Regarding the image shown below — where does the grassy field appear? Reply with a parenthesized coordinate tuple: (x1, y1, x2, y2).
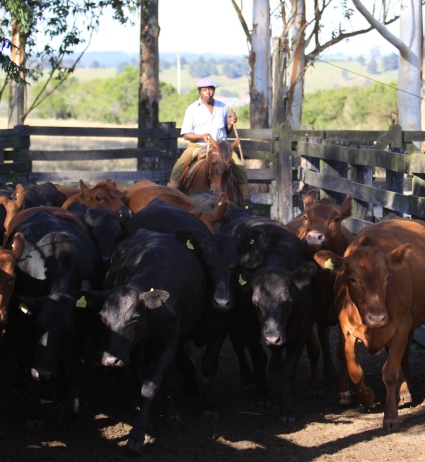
(67, 57, 397, 102)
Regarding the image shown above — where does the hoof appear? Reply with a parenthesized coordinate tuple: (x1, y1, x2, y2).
(126, 434, 155, 454)
(165, 414, 181, 423)
(279, 415, 295, 426)
(383, 417, 400, 432)
(339, 390, 353, 405)
(256, 396, 273, 410)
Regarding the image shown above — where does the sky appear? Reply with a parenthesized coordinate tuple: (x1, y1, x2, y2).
(79, 0, 403, 58)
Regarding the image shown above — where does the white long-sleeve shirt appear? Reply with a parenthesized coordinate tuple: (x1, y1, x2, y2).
(180, 98, 229, 145)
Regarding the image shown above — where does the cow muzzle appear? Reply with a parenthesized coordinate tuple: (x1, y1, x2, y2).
(102, 352, 126, 367)
(363, 311, 389, 328)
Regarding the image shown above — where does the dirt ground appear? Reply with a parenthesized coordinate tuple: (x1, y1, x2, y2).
(1, 326, 425, 462)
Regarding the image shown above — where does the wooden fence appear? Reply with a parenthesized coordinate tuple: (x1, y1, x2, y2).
(2, 122, 425, 228)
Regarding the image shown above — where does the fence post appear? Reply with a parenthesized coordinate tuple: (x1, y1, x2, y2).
(277, 122, 294, 224)
(157, 122, 177, 185)
(383, 124, 403, 217)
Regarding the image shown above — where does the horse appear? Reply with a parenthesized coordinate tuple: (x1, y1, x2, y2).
(177, 138, 243, 204)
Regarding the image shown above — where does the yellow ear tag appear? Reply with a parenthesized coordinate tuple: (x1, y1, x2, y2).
(186, 240, 195, 250)
(239, 274, 247, 286)
(217, 201, 222, 206)
(245, 205, 248, 210)
(76, 296, 87, 308)
(19, 303, 30, 315)
(250, 239, 254, 245)
(324, 258, 334, 270)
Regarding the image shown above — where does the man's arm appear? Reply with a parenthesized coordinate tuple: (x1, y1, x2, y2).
(225, 111, 238, 135)
(183, 133, 211, 143)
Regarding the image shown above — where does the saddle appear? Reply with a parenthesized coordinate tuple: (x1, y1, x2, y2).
(178, 146, 210, 191)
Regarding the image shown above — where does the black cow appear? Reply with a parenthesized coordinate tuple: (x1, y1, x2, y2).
(77, 227, 207, 452)
(5, 208, 103, 428)
(11, 182, 68, 209)
(67, 202, 131, 264)
(188, 190, 253, 231)
(222, 215, 317, 424)
(123, 198, 241, 417)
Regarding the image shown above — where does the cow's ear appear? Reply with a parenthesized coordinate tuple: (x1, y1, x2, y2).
(141, 289, 170, 309)
(340, 193, 353, 220)
(79, 179, 89, 197)
(238, 228, 266, 253)
(303, 189, 317, 209)
(11, 232, 25, 260)
(314, 250, 342, 272)
(387, 244, 413, 270)
(292, 264, 316, 290)
(174, 229, 202, 255)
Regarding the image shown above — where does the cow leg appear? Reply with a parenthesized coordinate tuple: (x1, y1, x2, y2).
(229, 320, 254, 388)
(160, 367, 181, 423)
(306, 324, 322, 397)
(27, 380, 44, 429)
(127, 343, 176, 453)
(344, 333, 375, 408)
(397, 332, 413, 407)
(317, 324, 337, 381)
(200, 334, 228, 419)
(381, 331, 410, 431)
(175, 340, 199, 397)
(245, 337, 270, 407)
(337, 324, 353, 405)
(278, 335, 307, 425)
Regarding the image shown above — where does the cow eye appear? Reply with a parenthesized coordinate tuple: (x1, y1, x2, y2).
(349, 277, 357, 285)
(96, 195, 103, 202)
(334, 217, 340, 223)
(303, 214, 307, 221)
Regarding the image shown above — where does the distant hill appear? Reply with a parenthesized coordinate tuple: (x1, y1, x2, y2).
(72, 51, 248, 68)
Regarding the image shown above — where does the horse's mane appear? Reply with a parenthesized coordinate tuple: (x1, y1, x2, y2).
(216, 140, 233, 162)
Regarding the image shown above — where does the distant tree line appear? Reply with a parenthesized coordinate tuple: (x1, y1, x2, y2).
(160, 56, 249, 79)
(29, 64, 399, 132)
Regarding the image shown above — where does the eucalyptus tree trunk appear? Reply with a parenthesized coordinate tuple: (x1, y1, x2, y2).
(353, 0, 422, 131)
(286, 0, 305, 130)
(250, 0, 270, 129)
(138, 0, 160, 149)
(8, 19, 26, 127)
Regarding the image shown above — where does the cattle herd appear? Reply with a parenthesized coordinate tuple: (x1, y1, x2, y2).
(0, 177, 424, 454)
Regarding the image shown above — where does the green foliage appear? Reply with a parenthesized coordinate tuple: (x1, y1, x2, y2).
(188, 57, 218, 78)
(367, 59, 378, 74)
(302, 82, 399, 130)
(382, 53, 398, 71)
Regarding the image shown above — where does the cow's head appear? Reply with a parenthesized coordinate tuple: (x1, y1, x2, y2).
(0, 233, 25, 325)
(10, 292, 78, 382)
(299, 191, 352, 253)
(62, 179, 129, 213)
(176, 229, 239, 313)
(315, 243, 412, 327)
(244, 262, 316, 346)
(75, 287, 169, 367)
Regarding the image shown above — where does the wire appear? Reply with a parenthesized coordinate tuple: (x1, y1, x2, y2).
(314, 57, 424, 101)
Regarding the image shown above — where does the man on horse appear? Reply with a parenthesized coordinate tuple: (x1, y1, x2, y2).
(168, 78, 250, 202)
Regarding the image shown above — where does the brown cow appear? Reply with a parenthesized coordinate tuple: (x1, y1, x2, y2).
(0, 184, 25, 231)
(0, 232, 25, 324)
(285, 190, 354, 384)
(62, 179, 128, 212)
(123, 179, 229, 233)
(314, 218, 425, 431)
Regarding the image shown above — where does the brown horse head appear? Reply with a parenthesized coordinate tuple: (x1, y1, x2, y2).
(206, 139, 233, 196)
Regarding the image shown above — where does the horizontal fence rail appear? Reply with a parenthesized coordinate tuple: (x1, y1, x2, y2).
(2, 122, 425, 227)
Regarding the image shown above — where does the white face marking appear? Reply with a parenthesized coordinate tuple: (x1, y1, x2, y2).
(39, 331, 49, 347)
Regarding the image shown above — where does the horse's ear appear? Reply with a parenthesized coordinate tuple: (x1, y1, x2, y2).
(210, 137, 218, 150)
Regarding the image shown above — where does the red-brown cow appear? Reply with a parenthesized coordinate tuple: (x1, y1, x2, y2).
(314, 218, 425, 431)
(285, 190, 354, 384)
(0, 233, 25, 324)
(123, 179, 229, 233)
(62, 179, 128, 212)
